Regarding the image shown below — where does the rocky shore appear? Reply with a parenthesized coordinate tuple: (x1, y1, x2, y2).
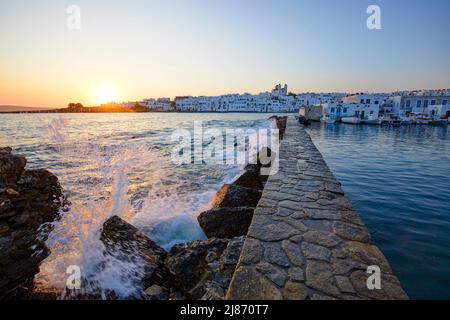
(94, 115, 287, 300)
(0, 147, 66, 299)
(0, 116, 287, 300)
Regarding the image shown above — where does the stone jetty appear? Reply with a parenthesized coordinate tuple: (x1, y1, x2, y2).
(226, 117, 408, 300)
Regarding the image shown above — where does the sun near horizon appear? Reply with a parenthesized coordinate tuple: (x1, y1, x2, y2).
(94, 85, 120, 106)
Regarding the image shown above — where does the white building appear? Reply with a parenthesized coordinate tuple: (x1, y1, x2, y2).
(296, 93, 345, 107)
(401, 91, 450, 116)
(139, 98, 173, 111)
(174, 84, 296, 112)
(322, 102, 380, 120)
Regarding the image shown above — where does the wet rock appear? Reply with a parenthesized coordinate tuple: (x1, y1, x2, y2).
(100, 216, 172, 294)
(0, 147, 26, 185)
(210, 184, 261, 209)
(232, 168, 265, 190)
(165, 236, 244, 300)
(0, 147, 64, 299)
(166, 238, 229, 299)
(268, 116, 288, 138)
(219, 236, 245, 279)
(197, 207, 254, 238)
(333, 221, 371, 243)
(201, 281, 224, 300)
(144, 285, 168, 300)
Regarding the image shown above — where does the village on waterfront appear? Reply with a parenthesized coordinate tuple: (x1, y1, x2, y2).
(5, 84, 450, 127)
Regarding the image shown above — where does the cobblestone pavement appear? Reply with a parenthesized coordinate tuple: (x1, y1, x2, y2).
(226, 117, 408, 300)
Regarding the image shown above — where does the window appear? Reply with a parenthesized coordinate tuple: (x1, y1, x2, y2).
(375, 100, 379, 104)
(370, 111, 374, 114)
(431, 100, 436, 106)
(330, 107, 335, 113)
(443, 100, 448, 106)
(366, 99, 371, 104)
(416, 100, 422, 108)
(360, 99, 364, 103)
(406, 100, 411, 107)
(424, 100, 429, 108)
(343, 107, 348, 113)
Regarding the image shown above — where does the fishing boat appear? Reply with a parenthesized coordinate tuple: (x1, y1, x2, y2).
(320, 115, 336, 124)
(415, 114, 432, 125)
(391, 115, 402, 126)
(401, 116, 413, 125)
(380, 114, 401, 126)
(341, 116, 360, 124)
(362, 115, 381, 125)
(429, 118, 449, 126)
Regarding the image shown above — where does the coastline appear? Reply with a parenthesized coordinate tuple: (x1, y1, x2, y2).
(0, 116, 288, 300)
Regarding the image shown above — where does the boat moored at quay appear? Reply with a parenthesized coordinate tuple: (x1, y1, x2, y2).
(305, 92, 450, 127)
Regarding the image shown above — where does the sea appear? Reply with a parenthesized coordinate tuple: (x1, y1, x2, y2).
(1, 113, 449, 299)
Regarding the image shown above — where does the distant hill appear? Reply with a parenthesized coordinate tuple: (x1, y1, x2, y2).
(0, 105, 58, 112)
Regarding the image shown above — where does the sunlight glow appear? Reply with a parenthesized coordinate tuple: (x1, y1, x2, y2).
(95, 85, 119, 105)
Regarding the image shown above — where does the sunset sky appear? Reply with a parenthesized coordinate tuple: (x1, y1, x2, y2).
(1, 0, 449, 108)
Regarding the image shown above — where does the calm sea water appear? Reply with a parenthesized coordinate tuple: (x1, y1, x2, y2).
(1, 113, 449, 298)
(307, 122, 450, 300)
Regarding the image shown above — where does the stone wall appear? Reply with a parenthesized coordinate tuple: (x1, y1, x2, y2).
(226, 117, 408, 300)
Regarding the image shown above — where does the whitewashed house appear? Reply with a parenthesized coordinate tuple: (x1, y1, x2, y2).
(322, 102, 380, 120)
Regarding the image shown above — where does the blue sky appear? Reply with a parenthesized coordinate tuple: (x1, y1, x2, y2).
(0, 0, 449, 107)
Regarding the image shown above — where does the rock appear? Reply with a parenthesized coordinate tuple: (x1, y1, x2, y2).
(0, 147, 64, 299)
(349, 270, 408, 300)
(303, 230, 341, 248)
(281, 240, 305, 266)
(197, 207, 254, 238)
(283, 281, 307, 300)
(298, 116, 311, 126)
(226, 265, 283, 300)
(232, 169, 265, 190)
(288, 267, 305, 282)
(100, 216, 172, 294)
(250, 217, 301, 242)
(219, 236, 244, 279)
(0, 147, 26, 186)
(301, 242, 332, 262)
(333, 221, 371, 243)
(5, 188, 19, 197)
(268, 116, 288, 139)
(164, 236, 244, 300)
(166, 238, 229, 299)
(263, 242, 290, 267)
(335, 275, 356, 294)
(305, 260, 340, 296)
(201, 281, 224, 300)
(255, 261, 288, 287)
(210, 184, 261, 209)
(144, 285, 168, 300)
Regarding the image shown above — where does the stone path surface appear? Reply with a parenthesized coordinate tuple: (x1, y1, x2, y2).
(226, 117, 408, 300)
